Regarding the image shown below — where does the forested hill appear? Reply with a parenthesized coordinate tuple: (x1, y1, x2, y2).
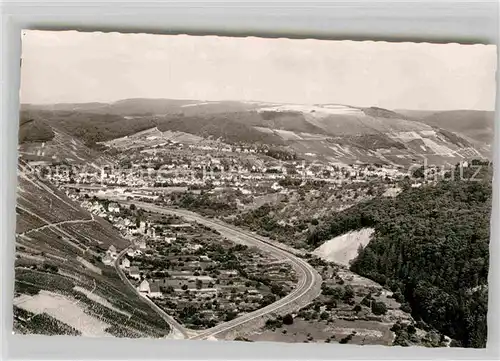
(307, 161, 492, 347)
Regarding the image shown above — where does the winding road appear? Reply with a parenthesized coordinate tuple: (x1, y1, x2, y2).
(113, 200, 322, 340)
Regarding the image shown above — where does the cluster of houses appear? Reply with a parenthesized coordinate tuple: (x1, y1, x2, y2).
(29, 137, 415, 196)
(76, 198, 165, 241)
(76, 199, 121, 219)
(188, 143, 258, 154)
(137, 279, 163, 299)
(114, 239, 164, 299)
(63, 186, 301, 327)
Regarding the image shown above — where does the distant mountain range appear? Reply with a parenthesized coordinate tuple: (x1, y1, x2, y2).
(19, 99, 494, 167)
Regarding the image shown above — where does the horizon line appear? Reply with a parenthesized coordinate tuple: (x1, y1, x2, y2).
(19, 97, 496, 113)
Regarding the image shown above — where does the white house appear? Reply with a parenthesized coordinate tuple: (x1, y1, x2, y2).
(164, 236, 176, 244)
(138, 279, 150, 294)
(221, 270, 238, 276)
(120, 257, 130, 269)
(189, 244, 203, 251)
(108, 202, 120, 213)
(102, 253, 114, 266)
(149, 282, 162, 299)
(147, 227, 156, 238)
(271, 182, 283, 191)
(107, 245, 117, 258)
(137, 238, 147, 250)
(130, 249, 143, 257)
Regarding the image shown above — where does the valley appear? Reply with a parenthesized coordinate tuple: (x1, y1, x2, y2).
(14, 98, 493, 347)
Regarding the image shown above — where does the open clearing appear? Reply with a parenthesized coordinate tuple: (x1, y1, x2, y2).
(13, 290, 112, 337)
(312, 228, 374, 266)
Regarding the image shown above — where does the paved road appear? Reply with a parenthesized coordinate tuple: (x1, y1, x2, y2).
(116, 200, 322, 340)
(113, 245, 190, 339)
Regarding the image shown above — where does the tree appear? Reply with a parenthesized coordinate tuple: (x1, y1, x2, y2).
(343, 285, 355, 301)
(271, 284, 286, 297)
(400, 302, 412, 313)
(371, 301, 388, 315)
(313, 303, 321, 312)
(265, 317, 283, 329)
(282, 314, 294, 325)
(361, 294, 373, 307)
(260, 294, 276, 307)
(392, 290, 404, 303)
(339, 334, 353, 344)
(234, 336, 253, 342)
(412, 166, 425, 179)
(390, 322, 402, 332)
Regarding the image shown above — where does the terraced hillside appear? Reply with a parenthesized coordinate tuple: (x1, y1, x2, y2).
(244, 104, 488, 166)
(14, 162, 171, 338)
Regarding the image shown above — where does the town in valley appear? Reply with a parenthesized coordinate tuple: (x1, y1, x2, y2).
(13, 31, 494, 348)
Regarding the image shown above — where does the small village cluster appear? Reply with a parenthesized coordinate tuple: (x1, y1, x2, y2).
(68, 194, 297, 329)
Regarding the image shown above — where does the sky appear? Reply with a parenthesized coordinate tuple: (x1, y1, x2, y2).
(20, 30, 497, 111)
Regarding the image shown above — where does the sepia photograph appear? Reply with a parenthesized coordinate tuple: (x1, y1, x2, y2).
(14, 30, 495, 348)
